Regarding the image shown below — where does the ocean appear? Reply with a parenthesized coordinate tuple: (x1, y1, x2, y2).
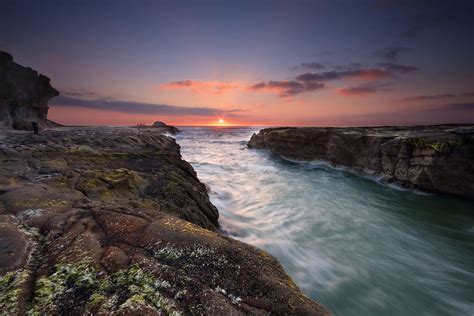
(174, 126, 474, 315)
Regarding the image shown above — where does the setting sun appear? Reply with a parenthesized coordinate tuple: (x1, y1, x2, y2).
(218, 118, 224, 124)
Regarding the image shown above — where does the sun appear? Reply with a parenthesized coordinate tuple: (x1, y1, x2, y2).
(209, 117, 237, 126)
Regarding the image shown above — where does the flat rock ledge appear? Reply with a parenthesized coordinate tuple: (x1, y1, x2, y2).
(0, 127, 330, 315)
(248, 125, 474, 199)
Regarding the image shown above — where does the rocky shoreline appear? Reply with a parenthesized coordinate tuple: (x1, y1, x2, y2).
(248, 126, 474, 199)
(0, 127, 330, 315)
(0, 51, 330, 315)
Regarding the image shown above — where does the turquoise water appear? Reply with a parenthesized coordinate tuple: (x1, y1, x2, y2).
(175, 126, 474, 315)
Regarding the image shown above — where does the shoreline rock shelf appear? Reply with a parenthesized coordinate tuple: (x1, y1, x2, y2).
(0, 127, 330, 315)
(248, 126, 474, 199)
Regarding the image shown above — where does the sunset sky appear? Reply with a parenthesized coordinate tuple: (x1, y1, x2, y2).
(2, 0, 473, 126)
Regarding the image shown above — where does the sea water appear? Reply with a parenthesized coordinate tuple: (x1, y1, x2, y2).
(174, 126, 474, 315)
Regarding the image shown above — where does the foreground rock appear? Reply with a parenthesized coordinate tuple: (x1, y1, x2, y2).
(0, 127, 329, 315)
(248, 125, 474, 199)
(0, 51, 59, 130)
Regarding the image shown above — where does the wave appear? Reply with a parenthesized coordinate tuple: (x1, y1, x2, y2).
(176, 126, 474, 316)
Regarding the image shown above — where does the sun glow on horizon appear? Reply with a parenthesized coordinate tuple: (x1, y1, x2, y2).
(203, 117, 242, 127)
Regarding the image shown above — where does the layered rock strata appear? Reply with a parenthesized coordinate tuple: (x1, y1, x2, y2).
(248, 126, 474, 199)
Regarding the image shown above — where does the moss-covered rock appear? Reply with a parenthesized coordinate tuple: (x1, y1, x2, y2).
(29, 262, 179, 315)
(0, 127, 330, 315)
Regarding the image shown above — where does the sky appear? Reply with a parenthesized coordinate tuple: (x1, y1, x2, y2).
(1, 0, 473, 126)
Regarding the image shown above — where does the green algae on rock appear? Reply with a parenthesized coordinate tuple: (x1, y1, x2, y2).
(29, 262, 178, 315)
(0, 127, 330, 315)
(248, 125, 474, 199)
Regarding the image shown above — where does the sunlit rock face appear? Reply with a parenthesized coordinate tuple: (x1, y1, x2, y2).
(0, 51, 59, 130)
(248, 126, 474, 199)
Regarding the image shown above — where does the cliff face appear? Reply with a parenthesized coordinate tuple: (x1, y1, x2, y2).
(0, 51, 59, 130)
(248, 125, 474, 199)
(0, 127, 329, 315)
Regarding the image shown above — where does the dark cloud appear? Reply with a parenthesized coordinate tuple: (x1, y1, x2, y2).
(402, 91, 474, 102)
(296, 64, 417, 83)
(252, 62, 417, 97)
(165, 80, 193, 87)
(424, 102, 474, 112)
(402, 94, 455, 102)
(62, 89, 113, 101)
(250, 80, 324, 97)
(337, 82, 390, 96)
(376, 46, 410, 62)
(379, 62, 418, 73)
(296, 68, 394, 82)
(50, 95, 241, 117)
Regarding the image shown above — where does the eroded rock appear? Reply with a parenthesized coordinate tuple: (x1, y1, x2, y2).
(0, 51, 59, 130)
(0, 127, 330, 315)
(248, 125, 474, 199)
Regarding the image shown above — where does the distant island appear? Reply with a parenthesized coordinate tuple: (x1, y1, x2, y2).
(132, 121, 180, 135)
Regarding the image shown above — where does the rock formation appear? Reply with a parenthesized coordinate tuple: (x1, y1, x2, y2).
(151, 121, 180, 134)
(0, 127, 330, 315)
(152, 121, 167, 127)
(0, 51, 59, 130)
(248, 125, 474, 199)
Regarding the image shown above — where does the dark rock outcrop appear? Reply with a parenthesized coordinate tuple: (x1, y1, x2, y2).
(248, 125, 474, 199)
(0, 127, 329, 315)
(134, 121, 180, 135)
(0, 51, 59, 130)
(152, 121, 167, 127)
(151, 121, 180, 134)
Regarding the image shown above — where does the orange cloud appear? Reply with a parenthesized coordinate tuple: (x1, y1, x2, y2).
(160, 80, 238, 94)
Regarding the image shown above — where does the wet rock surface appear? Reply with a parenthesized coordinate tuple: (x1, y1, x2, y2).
(0, 127, 329, 315)
(248, 125, 474, 199)
(0, 51, 59, 130)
